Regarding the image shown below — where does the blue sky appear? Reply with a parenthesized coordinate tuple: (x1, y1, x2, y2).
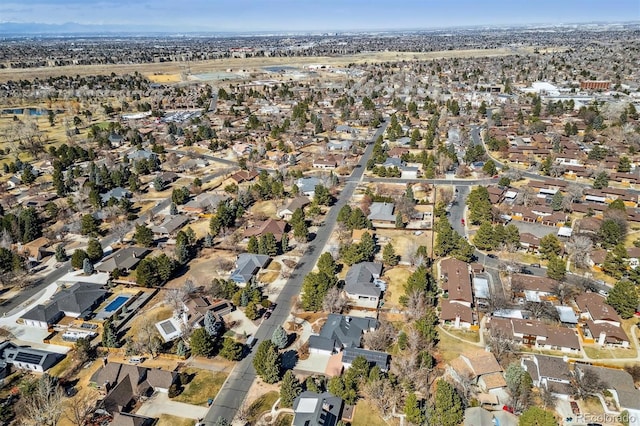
(1, 0, 638, 31)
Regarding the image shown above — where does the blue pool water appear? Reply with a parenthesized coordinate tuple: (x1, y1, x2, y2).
(104, 296, 129, 312)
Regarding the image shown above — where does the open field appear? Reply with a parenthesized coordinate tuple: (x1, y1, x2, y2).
(147, 73, 183, 83)
(0, 47, 545, 82)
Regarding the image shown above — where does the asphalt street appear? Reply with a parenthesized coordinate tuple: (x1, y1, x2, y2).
(202, 121, 390, 424)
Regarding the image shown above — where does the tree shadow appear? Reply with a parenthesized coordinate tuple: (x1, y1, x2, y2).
(281, 349, 298, 370)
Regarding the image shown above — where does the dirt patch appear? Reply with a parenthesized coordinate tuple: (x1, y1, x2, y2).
(249, 200, 279, 219)
(147, 73, 183, 84)
(375, 228, 432, 261)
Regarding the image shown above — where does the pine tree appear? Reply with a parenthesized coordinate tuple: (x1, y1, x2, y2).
(263, 233, 278, 256)
(82, 258, 94, 275)
(382, 243, 399, 266)
(245, 301, 260, 320)
(358, 232, 376, 261)
(204, 233, 214, 248)
(607, 280, 639, 319)
(169, 202, 178, 215)
(134, 224, 154, 247)
(247, 236, 259, 253)
(404, 393, 425, 425)
(473, 222, 496, 251)
(176, 340, 188, 357)
(546, 254, 566, 281)
(317, 252, 338, 276)
(551, 191, 564, 211)
(204, 311, 222, 336)
(55, 244, 67, 262)
(102, 319, 119, 348)
(253, 341, 281, 384)
(539, 234, 562, 260)
(189, 328, 217, 357)
(280, 370, 302, 408)
(219, 338, 243, 361)
(271, 326, 288, 349)
(86, 238, 103, 262)
(431, 380, 464, 426)
(281, 234, 289, 253)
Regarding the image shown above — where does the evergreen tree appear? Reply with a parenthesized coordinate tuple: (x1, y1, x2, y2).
(404, 393, 425, 425)
(607, 280, 639, 319)
(80, 214, 99, 236)
(593, 171, 609, 189)
(176, 340, 188, 357)
(280, 370, 302, 408)
(136, 258, 161, 287)
(314, 185, 332, 206)
(204, 311, 222, 336)
(271, 326, 288, 349)
(482, 160, 497, 176)
(134, 224, 154, 247)
(473, 222, 496, 251)
(546, 254, 566, 281)
(301, 272, 335, 311)
(539, 234, 562, 260)
(102, 319, 119, 348)
(245, 301, 260, 320)
(431, 380, 464, 426)
(169, 202, 178, 215)
(518, 407, 558, 426)
(395, 213, 405, 229)
(219, 338, 243, 361)
(263, 233, 279, 256)
(317, 252, 338, 276)
(247, 236, 259, 253)
(358, 232, 376, 261)
(86, 238, 103, 262)
(599, 219, 626, 249)
(190, 328, 217, 357)
(382, 243, 400, 266)
(253, 340, 281, 384)
(204, 233, 214, 248)
(71, 249, 89, 269)
(54, 244, 67, 262)
(281, 234, 289, 253)
(82, 258, 94, 275)
(551, 191, 564, 211)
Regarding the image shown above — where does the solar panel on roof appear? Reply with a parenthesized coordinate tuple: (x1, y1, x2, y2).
(14, 352, 44, 364)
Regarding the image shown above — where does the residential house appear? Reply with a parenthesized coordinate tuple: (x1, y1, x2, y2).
(343, 262, 383, 309)
(0, 341, 63, 374)
(519, 233, 540, 251)
(449, 351, 507, 397)
(110, 413, 155, 426)
(327, 140, 353, 151)
(308, 314, 377, 355)
(293, 391, 344, 426)
(151, 215, 189, 237)
(95, 247, 151, 274)
(296, 177, 322, 198)
(90, 361, 177, 416)
(510, 274, 556, 302)
(341, 347, 390, 372)
(21, 282, 108, 328)
(488, 317, 580, 353)
(463, 408, 518, 426)
(6, 175, 21, 189)
(149, 171, 178, 190)
(101, 187, 132, 204)
(108, 133, 124, 147)
(182, 192, 229, 215)
(277, 196, 310, 220)
(439, 258, 475, 328)
(15, 236, 51, 262)
(156, 295, 233, 342)
(313, 154, 341, 169)
(229, 170, 259, 185)
(441, 300, 475, 329)
(521, 354, 572, 398)
(229, 253, 271, 286)
(367, 202, 396, 227)
(127, 149, 157, 162)
(243, 218, 288, 242)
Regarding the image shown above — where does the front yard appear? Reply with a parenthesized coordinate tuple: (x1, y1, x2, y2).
(173, 367, 228, 406)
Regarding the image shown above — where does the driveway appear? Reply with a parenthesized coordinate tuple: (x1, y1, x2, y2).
(136, 391, 208, 420)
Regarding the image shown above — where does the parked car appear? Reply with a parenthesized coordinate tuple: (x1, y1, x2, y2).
(531, 263, 541, 268)
(246, 335, 257, 347)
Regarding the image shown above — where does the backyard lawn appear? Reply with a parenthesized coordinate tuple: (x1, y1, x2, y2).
(383, 266, 412, 308)
(157, 414, 195, 426)
(173, 368, 228, 406)
(246, 391, 279, 424)
(351, 400, 389, 426)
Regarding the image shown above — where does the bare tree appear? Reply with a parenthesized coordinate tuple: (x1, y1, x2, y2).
(362, 379, 402, 418)
(570, 367, 604, 400)
(540, 386, 557, 410)
(405, 290, 428, 320)
(112, 221, 130, 244)
(486, 328, 519, 364)
(516, 186, 536, 207)
(0, 229, 12, 249)
(19, 374, 65, 426)
(322, 287, 348, 314)
(165, 288, 186, 313)
(565, 235, 593, 270)
(65, 389, 98, 426)
(135, 318, 163, 357)
(363, 321, 396, 351)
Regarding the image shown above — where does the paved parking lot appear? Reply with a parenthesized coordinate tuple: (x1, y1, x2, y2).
(511, 220, 558, 238)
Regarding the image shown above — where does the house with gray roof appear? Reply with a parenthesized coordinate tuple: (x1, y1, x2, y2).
(95, 247, 150, 273)
(151, 215, 189, 237)
(344, 262, 383, 309)
(127, 149, 157, 162)
(327, 140, 353, 151)
(293, 391, 344, 426)
(296, 177, 322, 198)
(367, 202, 396, 226)
(309, 314, 377, 355)
(0, 341, 63, 374)
(21, 282, 108, 328)
(229, 253, 271, 286)
(101, 187, 132, 204)
(341, 347, 390, 372)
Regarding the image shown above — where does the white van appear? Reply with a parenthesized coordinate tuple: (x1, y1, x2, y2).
(129, 356, 144, 364)
(246, 335, 257, 348)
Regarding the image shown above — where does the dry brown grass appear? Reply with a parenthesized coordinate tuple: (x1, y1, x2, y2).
(383, 266, 412, 308)
(146, 73, 183, 83)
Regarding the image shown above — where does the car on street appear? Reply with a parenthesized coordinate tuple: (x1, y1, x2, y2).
(263, 311, 271, 319)
(530, 263, 541, 268)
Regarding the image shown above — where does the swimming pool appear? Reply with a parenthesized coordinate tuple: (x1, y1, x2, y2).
(104, 296, 129, 312)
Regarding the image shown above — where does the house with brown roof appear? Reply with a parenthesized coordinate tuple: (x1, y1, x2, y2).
(487, 317, 579, 353)
(440, 300, 474, 329)
(229, 170, 259, 184)
(15, 236, 51, 262)
(510, 274, 557, 302)
(449, 351, 506, 396)
(243, 218, 288, 242)
(575, 293, 629, 347)
(519, 233, 540, 251)
(439, 258, 473, 306)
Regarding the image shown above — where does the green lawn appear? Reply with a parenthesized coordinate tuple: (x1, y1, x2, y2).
(351, 400, 388, 426)
(173, 368, 227, 406)
(157, 414, 195, 426)
(247, 391, 279, 424)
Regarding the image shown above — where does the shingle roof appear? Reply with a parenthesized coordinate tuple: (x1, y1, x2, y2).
(95, 247, 150, 272)
(367, 202, 396, 222)
(230, 253, 271, 283)
(317, 314, 377, 349)
(344, 262, 383, 298)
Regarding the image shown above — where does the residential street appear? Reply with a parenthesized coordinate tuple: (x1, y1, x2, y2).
(202, 121, 389, 425)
